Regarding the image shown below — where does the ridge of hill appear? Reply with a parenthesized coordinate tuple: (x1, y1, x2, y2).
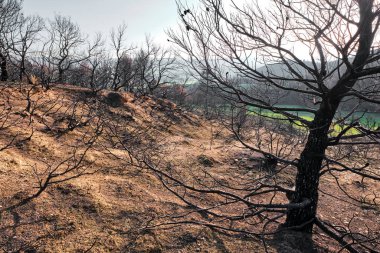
(0, 83, 266, 252)
(0, 83, 379, 252)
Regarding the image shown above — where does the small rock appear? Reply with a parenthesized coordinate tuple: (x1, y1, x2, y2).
(197, 155, 214, 167)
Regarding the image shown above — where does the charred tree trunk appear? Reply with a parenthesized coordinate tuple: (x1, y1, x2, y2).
(19, 62, 31, 83)
(19, 65, 24, 81)
(284, 0, 374, 233)
(285, 101, 338, 232)
(0, 52, 8, 81)
(58, 68, 64, 83)
(89, 68, 96, 90)
(19, 55, 28, 82)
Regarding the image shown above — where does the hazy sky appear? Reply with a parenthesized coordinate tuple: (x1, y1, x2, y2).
(22, 0, 310, 58)
(23, 0, 199, 45)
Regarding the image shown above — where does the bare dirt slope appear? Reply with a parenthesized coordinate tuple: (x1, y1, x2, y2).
(0, 83, 379, 252)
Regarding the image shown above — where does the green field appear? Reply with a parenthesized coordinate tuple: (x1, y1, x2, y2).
(248, 105, 380, 136)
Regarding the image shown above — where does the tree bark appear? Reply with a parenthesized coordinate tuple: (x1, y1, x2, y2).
(284, 0, 374, 233)
(285, 100, 338, 232)
(0, 52, 8, 81)
(19, 54, 27, 82)
(58, 68, 64, 83)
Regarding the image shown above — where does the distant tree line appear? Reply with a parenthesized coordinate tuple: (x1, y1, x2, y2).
(3, 0, 379, 116)
(0, 0, 177, 96)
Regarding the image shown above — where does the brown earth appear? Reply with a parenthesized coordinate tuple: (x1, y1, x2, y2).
(0, 83, 379, 252)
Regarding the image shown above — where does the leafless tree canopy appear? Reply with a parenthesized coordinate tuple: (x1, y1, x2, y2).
(135, 0, 380, 251)
(0, 0, 379, 251)
(7, 15, 44, 82)
(0, 0, 22, 81)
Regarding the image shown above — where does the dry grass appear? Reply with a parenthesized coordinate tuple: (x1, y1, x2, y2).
(0, 83, 378, 252)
